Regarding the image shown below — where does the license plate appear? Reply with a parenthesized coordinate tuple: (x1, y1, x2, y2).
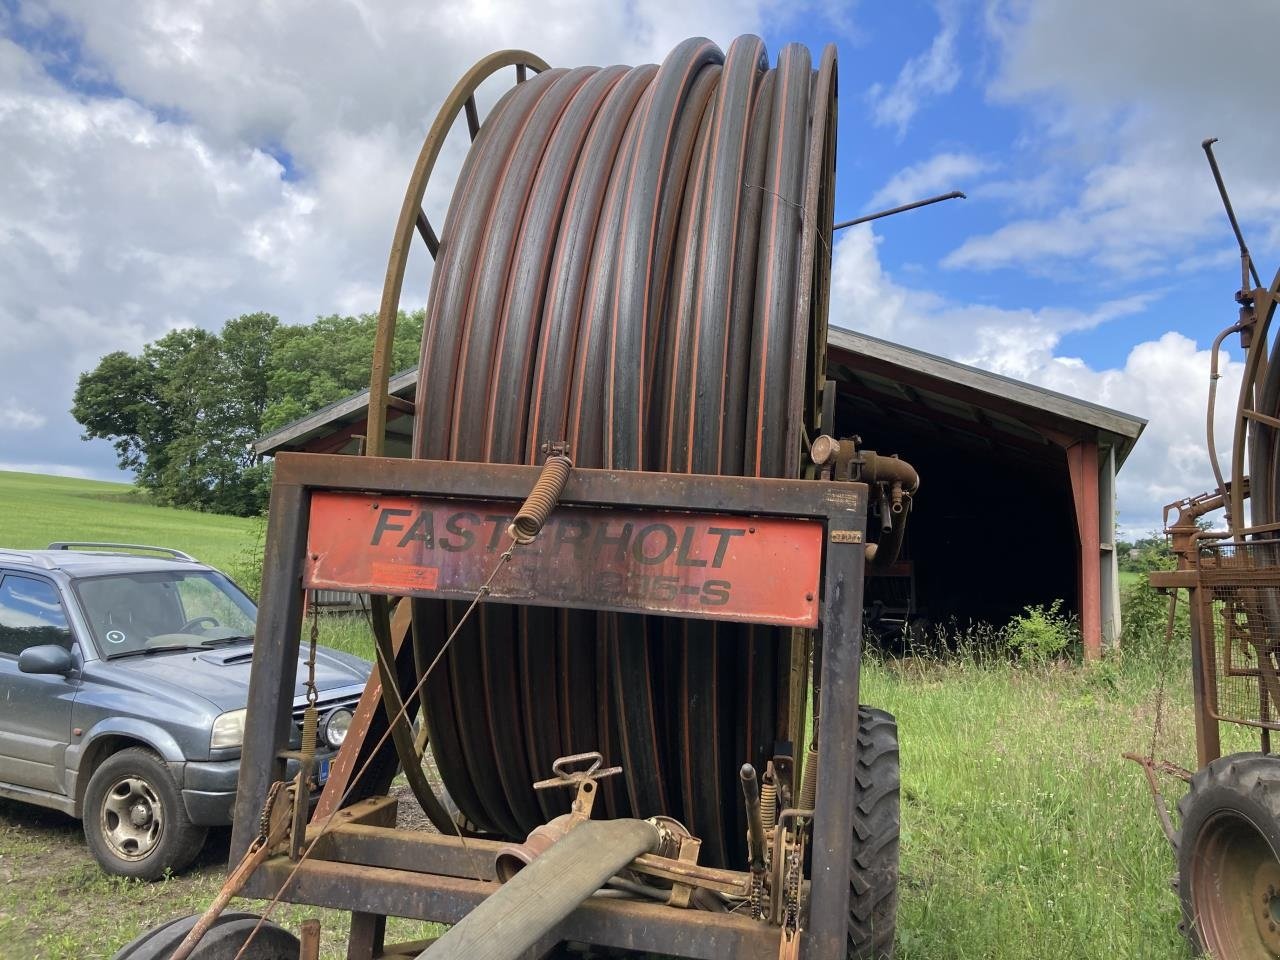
(318, 758, 330, 785)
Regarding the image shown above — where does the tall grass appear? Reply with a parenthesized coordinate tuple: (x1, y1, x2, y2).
(863, 656, 1193, 958)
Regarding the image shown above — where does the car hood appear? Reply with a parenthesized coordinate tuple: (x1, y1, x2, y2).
(105, 644, 370, 713)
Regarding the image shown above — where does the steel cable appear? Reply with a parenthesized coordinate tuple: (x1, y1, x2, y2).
(408, 35, 836, 867)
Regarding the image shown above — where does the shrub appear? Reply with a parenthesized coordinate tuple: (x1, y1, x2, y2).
(1119, 575, 1190, 668)
(1001, 600, 1079, 663)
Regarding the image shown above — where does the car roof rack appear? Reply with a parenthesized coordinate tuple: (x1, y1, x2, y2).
(46, 542, 198, 562)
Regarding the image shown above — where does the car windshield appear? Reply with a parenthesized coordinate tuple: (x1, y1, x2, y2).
(73, 570, 257, 658)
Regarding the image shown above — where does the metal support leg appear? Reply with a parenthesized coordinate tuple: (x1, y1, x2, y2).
(805, 529, 866, 957)
(231, 481, 310, 864)
(347, 912, 387, 960)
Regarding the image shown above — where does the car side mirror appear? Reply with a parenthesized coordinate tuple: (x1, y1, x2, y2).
(18, 644, 73, 676)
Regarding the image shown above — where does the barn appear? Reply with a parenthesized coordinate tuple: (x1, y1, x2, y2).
(254, 327, 1145, 658)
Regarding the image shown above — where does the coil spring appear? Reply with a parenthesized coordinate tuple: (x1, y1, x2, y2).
(301, 704, 318, 758)
(760, 775, 777, 831)
(797, 746, 819, 810)
(509, 454, 573, 543)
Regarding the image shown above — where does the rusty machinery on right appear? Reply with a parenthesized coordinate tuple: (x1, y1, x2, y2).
(1131, 139, 1280, 959)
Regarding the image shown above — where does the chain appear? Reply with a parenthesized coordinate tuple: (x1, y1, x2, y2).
(749, 870, 765, 921)
(306, 595, 320, 708)
(299, 594, 321, 763)
(782, 831, 803, 934)
(256, 780, 283, 844)
(1150, 672, 1168, 760)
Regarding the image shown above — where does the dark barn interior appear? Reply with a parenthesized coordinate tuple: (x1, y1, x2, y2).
(825, 328, 1143, 655)
(831, 369, 1079, 635)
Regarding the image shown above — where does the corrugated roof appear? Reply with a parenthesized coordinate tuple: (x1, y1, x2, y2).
(826, 327, 1145, 441)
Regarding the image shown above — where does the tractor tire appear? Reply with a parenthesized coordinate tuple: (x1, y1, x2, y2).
(848, 706, 900, 960)
(1176, 752, 1280, 958)
(110, 913, 299, 959)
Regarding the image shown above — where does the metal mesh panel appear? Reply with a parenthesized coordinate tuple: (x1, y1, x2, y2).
(1197, 540, 1280, 728)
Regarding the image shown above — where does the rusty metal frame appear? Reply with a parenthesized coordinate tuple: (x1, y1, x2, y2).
(233, 451, 868, 960)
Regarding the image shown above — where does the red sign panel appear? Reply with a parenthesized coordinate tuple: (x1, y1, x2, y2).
(304, 491, 823, 627)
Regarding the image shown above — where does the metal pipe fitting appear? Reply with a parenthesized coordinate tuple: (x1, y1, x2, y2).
(493, 814, 574, 882)
(858, 451, 920, 494)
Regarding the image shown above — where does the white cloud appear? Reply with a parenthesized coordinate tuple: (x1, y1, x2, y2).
(35, 0, 782, 170)
(3, 2, 793, 475)
(831, 225, 1148, 379)
(869, 151, 991, 209)
(866, 8, 959, 136)
(0, 36, 317, 473)
(0, 401, 46, 431)
(829, 225, 1237, 533)
(956, 0, 1280, 275)
(1033, 334, 1242, 537)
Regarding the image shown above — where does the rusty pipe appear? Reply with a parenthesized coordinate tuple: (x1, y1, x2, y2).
(858, 450, 919, 494)
(423, 819, 661, 960)
(870, 494, 911, 571)
(1207, 321, 1245, 523)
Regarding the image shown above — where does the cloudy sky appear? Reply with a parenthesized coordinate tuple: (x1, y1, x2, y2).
(1, 0, 1276, 535)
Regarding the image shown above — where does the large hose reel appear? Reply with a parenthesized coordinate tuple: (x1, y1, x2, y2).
(369, 35, 839, 869)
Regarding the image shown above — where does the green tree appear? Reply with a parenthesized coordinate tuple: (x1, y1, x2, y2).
(73, 315, 279, 516)
(262, 311, 424, 432)
(72, 310, 425, 516)
(70, 350, 162, 478)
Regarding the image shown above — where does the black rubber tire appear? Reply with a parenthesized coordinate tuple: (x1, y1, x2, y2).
(847, 706, 900, 960)
(111, 913, 298, 960)
(1176, 752, 1280, 958)
(83, 746, 207, 880)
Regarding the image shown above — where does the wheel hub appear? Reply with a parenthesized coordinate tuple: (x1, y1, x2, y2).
(129, 801, 152, 828)
(1252, 861, 1280, 952)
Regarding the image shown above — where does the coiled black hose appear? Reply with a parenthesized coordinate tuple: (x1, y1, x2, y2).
(408, 35, 837, 868)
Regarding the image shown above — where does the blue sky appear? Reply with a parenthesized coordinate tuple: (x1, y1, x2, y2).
(0, 0, 1276, 535)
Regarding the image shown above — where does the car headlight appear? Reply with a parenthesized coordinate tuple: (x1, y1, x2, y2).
(321, 707, 354, 750)
(211, 709, 247, 750)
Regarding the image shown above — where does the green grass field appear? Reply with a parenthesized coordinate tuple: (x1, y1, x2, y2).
(0, 470, 1214, 958)
(864, 657, 1214, 959)
(0, 470, 257, 572)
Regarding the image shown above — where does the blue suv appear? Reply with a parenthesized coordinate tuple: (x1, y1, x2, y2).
(0, 543, 370, 879)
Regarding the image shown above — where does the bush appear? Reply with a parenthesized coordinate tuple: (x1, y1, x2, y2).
(1119, 576, 1190, 668)
(1001, 600, 1079, 663)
